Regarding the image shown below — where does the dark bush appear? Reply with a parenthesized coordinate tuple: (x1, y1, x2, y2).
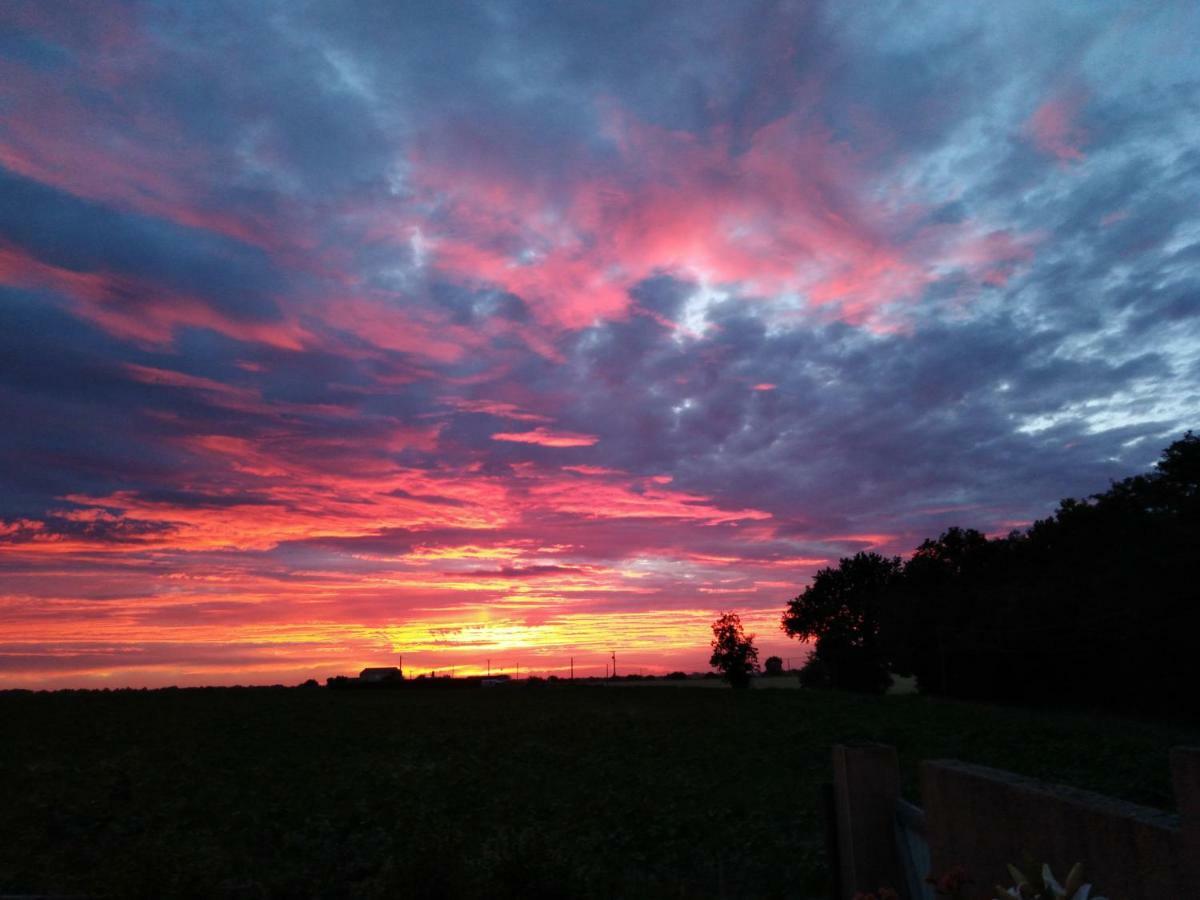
(796, 654, 829, 689)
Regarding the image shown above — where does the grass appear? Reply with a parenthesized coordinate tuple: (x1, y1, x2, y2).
(1, 684, 1196, 899)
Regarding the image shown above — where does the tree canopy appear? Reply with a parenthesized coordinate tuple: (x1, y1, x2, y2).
(709, 612, 759, 689)
(779, 432, 1200, 714)
(781, 552, 901, 692)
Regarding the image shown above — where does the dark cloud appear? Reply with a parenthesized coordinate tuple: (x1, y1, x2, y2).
(386, 489, 476, 508)
(0, 514, 174, 545)
(455, 565, 584, 579)
(0, 170, 287, 323)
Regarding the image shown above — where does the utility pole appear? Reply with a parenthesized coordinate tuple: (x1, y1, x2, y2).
(570, 657, 574, 681)
(515, 661, 519, 680)
(487, 659, 490, 677)
(610, 650, 616, 679)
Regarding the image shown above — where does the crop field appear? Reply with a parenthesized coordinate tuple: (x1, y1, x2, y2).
(2, 684, 1196, 899)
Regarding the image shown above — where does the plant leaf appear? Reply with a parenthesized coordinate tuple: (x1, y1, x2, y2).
(1063, 862, 1084, 897)
(1008, 864, 1029, 886)
(1042, 863, 1064, 894)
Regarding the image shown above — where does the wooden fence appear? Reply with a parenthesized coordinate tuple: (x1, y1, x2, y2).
(826, 742, 1200, 900)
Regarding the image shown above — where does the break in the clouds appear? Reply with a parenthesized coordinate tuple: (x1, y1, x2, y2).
(2, 1, 1198, 686)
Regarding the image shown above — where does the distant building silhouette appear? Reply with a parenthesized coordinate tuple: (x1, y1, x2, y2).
(359, 666, 402, 683)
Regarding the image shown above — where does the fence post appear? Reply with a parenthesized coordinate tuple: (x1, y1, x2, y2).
(1171, 747, 1200, 891)
(832, 742, 903, 898)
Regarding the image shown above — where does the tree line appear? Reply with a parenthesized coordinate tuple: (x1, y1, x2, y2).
(779, 432, 1199, 714)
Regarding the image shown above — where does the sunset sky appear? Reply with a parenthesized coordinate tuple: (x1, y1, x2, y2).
(2, 2, 1199, 687)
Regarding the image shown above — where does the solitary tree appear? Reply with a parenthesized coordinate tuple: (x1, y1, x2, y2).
(709, 612, 760, 689)
(763, 656, 784, 677)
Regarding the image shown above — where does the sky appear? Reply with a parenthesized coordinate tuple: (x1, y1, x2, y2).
(2, 1, 1199, 688)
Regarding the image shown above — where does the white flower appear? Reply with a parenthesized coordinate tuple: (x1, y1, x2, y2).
(996, 864, 1106, 900)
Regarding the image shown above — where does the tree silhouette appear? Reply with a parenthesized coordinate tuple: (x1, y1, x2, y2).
(709, 612, 760, 689)
(763, 655, 784, 677)
(780, 552, 902, 693)
(786, 432, 1200, 713)
(890, 527, 1002, 696)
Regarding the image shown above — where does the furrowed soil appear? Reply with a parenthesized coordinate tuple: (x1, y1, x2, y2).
(2, 684, 1195, 899)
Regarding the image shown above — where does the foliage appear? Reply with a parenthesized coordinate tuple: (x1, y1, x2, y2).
(763, 656, 784, 677)
(1, 687, 1194, 899)
(815, 641, 893, 693)
(709, 612, 760, 688)
(781, 552, 902, 693)
(782, 433, 1200, 713)
(796, 652, 830, 689)
(889, 527, 1008, 697)
(914, 433, 1200, 710)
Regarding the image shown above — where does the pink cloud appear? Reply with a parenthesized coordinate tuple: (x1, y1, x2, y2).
(404, 102, 1036, 331)
(1027, 89, 1089, 162)
(0, 10, 321, 260)
(314, 293, 475, 363)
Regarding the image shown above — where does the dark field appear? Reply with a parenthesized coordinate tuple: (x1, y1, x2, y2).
(2, 685, 1196, 899)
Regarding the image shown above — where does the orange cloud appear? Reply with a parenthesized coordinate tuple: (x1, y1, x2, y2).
(441, 398, 552, 422)
(492, 427, 599, 447)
